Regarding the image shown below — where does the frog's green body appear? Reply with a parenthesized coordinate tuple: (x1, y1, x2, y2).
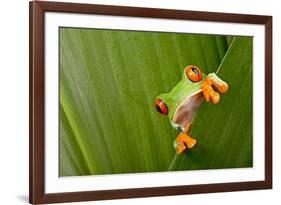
(155, 65, 228, 154)
(157, 70, 207, 130)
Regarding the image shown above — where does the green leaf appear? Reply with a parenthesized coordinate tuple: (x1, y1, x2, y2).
(59, 28, 230, 176)
(168, 36, 253, 171)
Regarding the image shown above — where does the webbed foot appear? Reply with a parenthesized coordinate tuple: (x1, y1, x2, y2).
(202, 73, 229, 104)
(173, 133, 197, 154)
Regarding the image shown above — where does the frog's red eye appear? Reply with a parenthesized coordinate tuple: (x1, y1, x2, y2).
(155, 99, 168, 115)
(186, 65, 203, 82)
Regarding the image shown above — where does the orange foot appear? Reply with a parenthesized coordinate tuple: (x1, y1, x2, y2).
(173, 133, 197, 154)
(202, 73, 229, 104)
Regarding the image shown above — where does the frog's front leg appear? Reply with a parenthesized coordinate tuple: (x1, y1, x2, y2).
(173, 123, 197, 154)
(202, 73, 229, 104)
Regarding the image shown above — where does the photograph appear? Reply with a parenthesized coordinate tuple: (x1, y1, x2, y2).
(0, 0, 276, 204)
(28, 1, 272, 203)
(59, 27, 253, 176)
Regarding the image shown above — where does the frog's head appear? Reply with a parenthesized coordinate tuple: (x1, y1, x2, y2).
(155, 65, 206, 131)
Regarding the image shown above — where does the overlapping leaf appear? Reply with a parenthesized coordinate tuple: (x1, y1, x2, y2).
(168, 37, 253, 171)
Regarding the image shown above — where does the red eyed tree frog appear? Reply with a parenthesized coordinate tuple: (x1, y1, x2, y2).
(155, 65, 229, 154)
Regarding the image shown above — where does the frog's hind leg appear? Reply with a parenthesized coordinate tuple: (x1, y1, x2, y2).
(173, 133, 197, 154)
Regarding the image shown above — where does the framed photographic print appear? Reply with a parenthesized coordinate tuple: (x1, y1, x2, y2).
(29, 1, 272, 204)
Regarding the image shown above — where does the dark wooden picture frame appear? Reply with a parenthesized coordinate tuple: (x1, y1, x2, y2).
(29, 1, 272, 204)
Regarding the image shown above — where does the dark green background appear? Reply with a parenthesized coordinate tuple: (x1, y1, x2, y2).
(59, 28, 253, 176)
